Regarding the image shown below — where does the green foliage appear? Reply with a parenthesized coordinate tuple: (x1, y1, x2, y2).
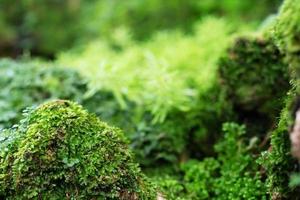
(59, 17, 236, 165)
(0, 59, 85, 129)
(154, 123, 266, 200)
(130, 112, 188, 165)
(181, 158, 219, 199)
(219, 36, 289, 135)
(182, 123, 266, 200)
(0, 100, 156, 199)
(150, 175, 185, 200)
(60, 17, 233, 121)
(84, 92, 189, 166)
(0, 58, 216, 166)
(82, 90, 132, 132)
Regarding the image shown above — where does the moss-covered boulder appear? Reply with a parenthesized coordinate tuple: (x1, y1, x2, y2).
(219, 36, 290, 135)
(0, 100, 156, 199)
(259, 91, 300, 199)
(258, 0, 300, 198)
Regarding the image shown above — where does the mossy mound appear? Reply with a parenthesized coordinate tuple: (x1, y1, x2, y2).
(219, 36, 290, 134)
(0, 100, 156, 199)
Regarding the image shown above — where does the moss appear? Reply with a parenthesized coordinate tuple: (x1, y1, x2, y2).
(257, 0, 300, 198)
(273, 0, 300, 78)
(218, 36, 289, 135)
(0, 100, 156, 199)
(258, 88, 300, 199)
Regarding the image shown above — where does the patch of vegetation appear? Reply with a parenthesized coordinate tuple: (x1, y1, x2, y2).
(154, 123, 266, 199)
(182, 123, 266, 200)
(59, 17, 236, 165)
(0, 100, 156, 199)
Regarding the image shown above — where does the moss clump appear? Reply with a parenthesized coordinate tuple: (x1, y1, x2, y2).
(0, 100, 156, 199)
(219, 36, 289, 135)
(273, 0, 300, 78)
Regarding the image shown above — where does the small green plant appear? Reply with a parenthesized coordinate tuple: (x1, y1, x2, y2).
(0, 100, 156, 199)
(181, 158, 219, 199)
(184, 123, 266, 199)
(156, 123, 266, 200)
(151, 175, 186, 200)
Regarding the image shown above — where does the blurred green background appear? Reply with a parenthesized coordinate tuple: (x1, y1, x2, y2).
(0, 0, 281, 59)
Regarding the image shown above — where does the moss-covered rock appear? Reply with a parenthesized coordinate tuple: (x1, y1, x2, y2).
(0, 100, 156, 199)
(258, 89, 300, 199)
(219, 36, 289, 135)
(258, 0, 300, 198)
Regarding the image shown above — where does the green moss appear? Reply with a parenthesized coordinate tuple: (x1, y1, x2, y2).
(273, 0, 300, 77)
(0, 100, 156, 199)
(258, 88, 300, 199)
(219, 36, 289, 135)
(257, 0, 300, 198)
